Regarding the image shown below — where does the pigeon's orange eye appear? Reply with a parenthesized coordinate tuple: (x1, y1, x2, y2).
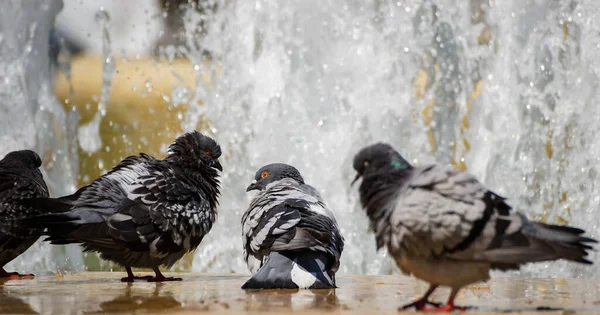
(204, 149, 212, 156)
(261, 171, 269, 179)
(363, 161, 369, 167)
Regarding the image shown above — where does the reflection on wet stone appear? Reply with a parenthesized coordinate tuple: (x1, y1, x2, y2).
(244, 288, 340, 311)
(92, 283, 182, 314)
(0, 273, 597, 314)
(0, 281, 37, 315)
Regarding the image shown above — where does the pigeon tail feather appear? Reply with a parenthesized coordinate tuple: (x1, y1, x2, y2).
(483, 219, 597, 266)
(526, 221, 597, 264)
(19, 197, 74, 214)
(241, 251, 335, 290)
(20, 212, 79, 229)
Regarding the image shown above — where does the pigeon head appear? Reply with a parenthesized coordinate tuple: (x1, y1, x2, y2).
(352, 143, 411, 185)
(0, 149, 43, 169)
(167, 131, 223, 172)
(246, 163, 304, 192)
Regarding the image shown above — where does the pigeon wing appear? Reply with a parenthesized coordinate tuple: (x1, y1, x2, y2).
(392, 164, 595, 267)
(0, 169, 49, 257)
(391, 164, 511, 259)
(269, 199, 327, 252)
(242, 197, 302, 269)
(0, 171, 48, 213)
(0, 170, 49, 236)
(291, 207, 344, 272)
(107, 169, 213, 256)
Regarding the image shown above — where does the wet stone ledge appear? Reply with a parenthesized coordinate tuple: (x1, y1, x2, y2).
(0, 272, 599, 314)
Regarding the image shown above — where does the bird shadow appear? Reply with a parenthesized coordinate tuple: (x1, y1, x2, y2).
(465, 305, 575, 313)
(83, 283, 182, 314)
(399, 304, 573, 313)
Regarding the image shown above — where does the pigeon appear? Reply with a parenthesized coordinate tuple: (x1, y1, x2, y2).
(22, 131, 222, 282)
(352, 143, 596, 312)
(241, 163, 344, 289)
(0, 150, 49, 279)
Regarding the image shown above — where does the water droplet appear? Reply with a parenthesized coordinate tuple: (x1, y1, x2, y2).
(95, 7, 110, 25)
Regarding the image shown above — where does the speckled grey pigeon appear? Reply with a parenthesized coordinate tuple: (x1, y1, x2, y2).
(352, 143, 596, 311)
(241, 163, 344, 289)
(22, 131, 222, 282)
(0, 150, 49, 279)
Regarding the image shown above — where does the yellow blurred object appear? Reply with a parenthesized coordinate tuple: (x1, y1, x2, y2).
(545, 140, 554, 159)
(420, 100, 437, 154)
(556, 215, 569, 225)
(54, 55, 214, 187)
(413, 69, 429, 100)
(477, 25, 492, 46)
(562, 20, 569, 41)
(452, 79, 484, 171)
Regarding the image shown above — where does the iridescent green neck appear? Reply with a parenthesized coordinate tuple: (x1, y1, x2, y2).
(390, 156, 411, 170)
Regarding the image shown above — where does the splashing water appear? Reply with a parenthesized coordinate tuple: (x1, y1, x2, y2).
(186, 0, 600, 278)
(0, 0, 82, 273)
(2, 0, 600, 279)
(77, 7, 114, 153)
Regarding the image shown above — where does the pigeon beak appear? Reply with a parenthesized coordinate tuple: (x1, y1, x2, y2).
(246, 180, 258, 192)
(212, 160, 223, 172)
(351, 173, 362, 186)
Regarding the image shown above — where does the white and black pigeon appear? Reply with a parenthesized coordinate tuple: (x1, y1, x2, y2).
(0, 150, 49, 279)
(352, 143, 596, 311)
(241, 163, 344, 289)
(22, 131, 222, 282)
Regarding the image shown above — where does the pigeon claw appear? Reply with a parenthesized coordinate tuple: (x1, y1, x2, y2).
(399, 305, 437, 312)
(147, 267, 182, 282)
(432, 303, 467, 312)
(120, 275, 154, 282)
(400, 300, 466, 312)
(147, 276, 182, 282)
(400, 299, 441, 311)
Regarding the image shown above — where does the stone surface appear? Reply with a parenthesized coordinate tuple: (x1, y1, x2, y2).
(0, 272, 598, 314)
